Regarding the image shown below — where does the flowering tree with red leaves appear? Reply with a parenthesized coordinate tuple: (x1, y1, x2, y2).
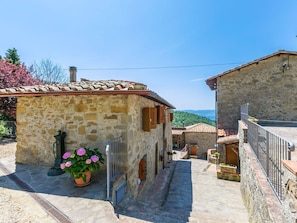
(0, 59, 43, 118)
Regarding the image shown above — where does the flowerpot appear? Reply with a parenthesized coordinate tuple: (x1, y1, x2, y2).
(74, 171, 92, 187)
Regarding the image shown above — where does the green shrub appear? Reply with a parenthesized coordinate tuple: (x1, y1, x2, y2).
(0, 113, 15, 121)
(0, 123, 7, 137)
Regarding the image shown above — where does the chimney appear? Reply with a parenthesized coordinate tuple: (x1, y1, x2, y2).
(69, 66, 77, 82)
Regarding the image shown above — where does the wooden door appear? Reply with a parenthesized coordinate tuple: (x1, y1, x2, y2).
(191, 145, 197, 156)
(155, 144, 158, 176)
(225, 144, 238, 166)
(139, 159, 146, 181)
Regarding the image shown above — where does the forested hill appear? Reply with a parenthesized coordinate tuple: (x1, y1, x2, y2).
(172, 111, 216, 127)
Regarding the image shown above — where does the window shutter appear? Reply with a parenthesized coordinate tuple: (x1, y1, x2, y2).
(157, 106, 165, 124)
(143, 107, 157, 131)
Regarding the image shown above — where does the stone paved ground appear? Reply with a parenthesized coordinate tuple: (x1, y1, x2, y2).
(0, 145, 118, 223)
(0, 138, 56, 223)
(0, 141, 249, 223)
(116, 155, 249, 223)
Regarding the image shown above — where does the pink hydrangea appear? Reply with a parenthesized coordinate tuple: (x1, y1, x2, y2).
(65, 161, 72, 167)
(62, 152, 72, 159)
(91, 155, 99, 162)
(86, 159, 91, 164)
(77, 148, 86, 156)
(60, 163, 66, 169)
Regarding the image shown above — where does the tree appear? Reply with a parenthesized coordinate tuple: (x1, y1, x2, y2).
(32, 58, 68, 83)
(172, 111, 216, 127)
(0, 59, 42, 118)
(4, 48, 21, 65)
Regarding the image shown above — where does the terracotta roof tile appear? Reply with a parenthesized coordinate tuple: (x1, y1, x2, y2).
(185, 123, 216, 133)
(218, 129, 226, 137)
(172, 123, 216, 134)
(206, 50, 297, 90)
(0, 79, 176, 109)
(217, 135, 239, 144)
(0, 80, 148, 95)
(218, 129, 238, 137)
(172, 129, 184, 135)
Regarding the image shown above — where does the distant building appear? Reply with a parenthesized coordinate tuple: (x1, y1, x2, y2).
(172, 123, 216, 159)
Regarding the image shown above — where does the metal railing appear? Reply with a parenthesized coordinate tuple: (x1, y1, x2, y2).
(105, 136, 123, 200)
(240, 103, 249, 123)
(240, 104, 295, 201)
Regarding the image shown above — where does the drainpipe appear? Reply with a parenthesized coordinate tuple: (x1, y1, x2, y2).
(69, 66, 77, 82)
(106, 142, 110, 200)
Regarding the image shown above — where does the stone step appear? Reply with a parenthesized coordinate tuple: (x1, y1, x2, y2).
(117, 201, 190, 223)
(117, 195, 237, 223)
(187, 211, 238, 223)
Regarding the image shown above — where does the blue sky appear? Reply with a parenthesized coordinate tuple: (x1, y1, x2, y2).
(1, 1, 297, 110)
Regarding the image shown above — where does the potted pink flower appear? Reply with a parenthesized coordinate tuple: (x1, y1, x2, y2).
(60, 147, 104, 186)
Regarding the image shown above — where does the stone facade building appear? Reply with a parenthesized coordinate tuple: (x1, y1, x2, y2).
(172, 123, 216, 159)
(0, 78, 175, 199)
(207, 51, 297, 221)
(206, 50, 297, 132)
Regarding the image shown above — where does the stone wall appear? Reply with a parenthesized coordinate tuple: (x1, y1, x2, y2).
(217, 54, 297, 130)
(126, 95, 173, 198)
(16, 94, 172, 198)
(281, 160, 297, 222)
(184, 132, 216, 159)
(238, 121, 283, 223)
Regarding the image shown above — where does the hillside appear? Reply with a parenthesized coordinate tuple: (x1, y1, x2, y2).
(172, 111, 216, 127)
(181, 109, 215, 121)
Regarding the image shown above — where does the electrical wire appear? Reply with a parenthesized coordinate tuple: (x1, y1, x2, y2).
(70, 62, 244, 71)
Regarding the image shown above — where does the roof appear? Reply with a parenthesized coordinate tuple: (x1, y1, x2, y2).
(172, 129, 184, 135)
(172, 123, 216, 135)
(217, 135, 239, 144)
(206, 50, 297, 90)
(185, 123, 216, 133)
(0, 80, 175, 108)
(218, 129, 238, 137)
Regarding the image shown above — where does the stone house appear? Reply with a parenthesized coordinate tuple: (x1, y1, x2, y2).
(172, 123, 216, 159)
(206, 50, 297, 167)
(0, 74, 175, 199)
(206, 50, 297, 133)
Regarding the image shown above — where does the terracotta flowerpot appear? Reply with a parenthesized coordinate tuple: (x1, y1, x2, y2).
(74, 171, 92, 187)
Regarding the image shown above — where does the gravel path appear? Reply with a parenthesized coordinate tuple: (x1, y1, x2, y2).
(0, 138, 16, 158)
(0, 138, 56, 223)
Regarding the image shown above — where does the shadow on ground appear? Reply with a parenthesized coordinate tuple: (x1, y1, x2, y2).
(0, 159, 108, 201)
(116, 160, 193, 223)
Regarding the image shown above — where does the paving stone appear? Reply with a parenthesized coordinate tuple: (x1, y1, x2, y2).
(0, 145, 249, 223)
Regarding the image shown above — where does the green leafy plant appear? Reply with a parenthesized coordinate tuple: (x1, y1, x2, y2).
(0, 122, 6, 137)
(248, 116, 258, 123)
(220, 163, 236, 167)
(213, 152, 220, 157)
(61, 147, 104, 182)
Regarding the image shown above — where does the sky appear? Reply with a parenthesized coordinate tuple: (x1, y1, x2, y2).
(1, 1, 297, 110)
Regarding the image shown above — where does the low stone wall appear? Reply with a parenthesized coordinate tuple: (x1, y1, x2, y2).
(282, 160, 297, 222)
(238, 121, 283, 223)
